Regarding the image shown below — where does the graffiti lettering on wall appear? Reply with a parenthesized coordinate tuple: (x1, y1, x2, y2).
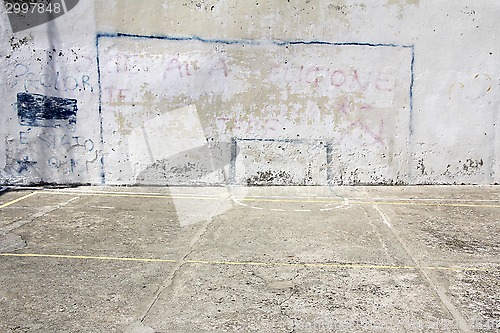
(112, 53, 229, 77)
(97, 34, 414, 183)
(16, 156, 37, 173)
(102, 56, 394, 105)
(17, 92, 78, 128)
(448, 73, 493, 101)
(101, 53, 230, 105)
(4, 52, 97, 180)
(9, 63, 94, 93)
(16, 129, 97, 176)
(267, 64, 395, 92)
(215, 94, 385, 146)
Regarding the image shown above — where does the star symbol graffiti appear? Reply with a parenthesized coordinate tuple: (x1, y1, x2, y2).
(17, 156, 37, 173)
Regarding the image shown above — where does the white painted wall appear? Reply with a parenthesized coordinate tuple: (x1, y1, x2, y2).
(1, 0, 498, 185)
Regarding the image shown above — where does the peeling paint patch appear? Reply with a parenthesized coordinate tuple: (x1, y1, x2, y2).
(462, 159, 483, 173)
(416, 158, 426, 176)
(247, 170, 292, 186)
(8, 35, 33, 51)
(0, 233, 27, 252)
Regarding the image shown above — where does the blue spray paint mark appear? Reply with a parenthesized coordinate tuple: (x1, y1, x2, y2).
(17, 92, 77, 128)
(95, 35, 106, 184)
(97, 32, 260, 46)
(96, 32, 415, 185)
(17, 156, 37, 173)
(96, 32, 413, 49)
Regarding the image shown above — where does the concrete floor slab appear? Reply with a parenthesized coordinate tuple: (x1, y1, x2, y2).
(377, 204, 499, 264)
(191, 204, 410, 266)
(9, 192, 204, 258)
(0, 256, 172, 333)
(0, 185, 498, 332)
(433, 269, 500, 332)
(0, 191, 41, 229)
(143, 264, 459, 332)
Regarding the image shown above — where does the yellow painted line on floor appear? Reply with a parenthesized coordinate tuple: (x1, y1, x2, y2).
(0, 253, 494, 272)
(0, 253, 176, 263)
(0, 192, 37, 209)
(42, 190, 221, 201)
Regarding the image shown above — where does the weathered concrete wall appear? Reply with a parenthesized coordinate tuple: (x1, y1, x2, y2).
(1, 0, 499, 185)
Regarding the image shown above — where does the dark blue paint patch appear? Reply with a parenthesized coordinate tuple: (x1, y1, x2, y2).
(17, 92, 77, 128)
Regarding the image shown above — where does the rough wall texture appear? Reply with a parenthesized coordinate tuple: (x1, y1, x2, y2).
(1, 0, 499, 185)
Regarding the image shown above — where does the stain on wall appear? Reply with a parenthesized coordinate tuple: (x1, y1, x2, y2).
(0, 0, 498, 185)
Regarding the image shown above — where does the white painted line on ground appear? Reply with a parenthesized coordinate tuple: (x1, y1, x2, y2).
(372, 204, 393, 228)
(89, 206, 115, 210)
(0, 196, 80, 234)
(226, 194, 500, 203)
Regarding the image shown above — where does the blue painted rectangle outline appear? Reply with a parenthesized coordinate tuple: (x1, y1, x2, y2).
(96, 32, 415, 185)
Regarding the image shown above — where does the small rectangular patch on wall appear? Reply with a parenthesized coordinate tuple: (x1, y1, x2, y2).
(17, 92, 78, 128)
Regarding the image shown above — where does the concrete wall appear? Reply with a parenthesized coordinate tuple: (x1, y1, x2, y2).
(1, 0, 499, 185)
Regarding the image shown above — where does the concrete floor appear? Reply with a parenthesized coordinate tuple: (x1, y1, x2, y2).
(0, 185, 498, 332)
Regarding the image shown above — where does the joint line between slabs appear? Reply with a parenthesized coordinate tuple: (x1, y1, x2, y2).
(370, 199, 473, 332)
